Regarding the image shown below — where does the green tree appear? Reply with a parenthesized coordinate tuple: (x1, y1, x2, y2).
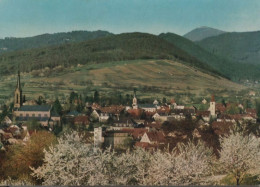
(52, 98, 62, 116)
(255, 99, 260, 119)
(162, 97, 167, 104)
(93, 90, 100, 103)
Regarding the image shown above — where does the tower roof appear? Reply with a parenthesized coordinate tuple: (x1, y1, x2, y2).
(211, 95, 215, 102)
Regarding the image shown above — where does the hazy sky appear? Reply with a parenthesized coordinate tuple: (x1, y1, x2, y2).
(0, 0, 260, 38)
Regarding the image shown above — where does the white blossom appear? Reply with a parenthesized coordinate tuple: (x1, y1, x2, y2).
(218, 131, 260, 185)
(31, 132, 215, 185)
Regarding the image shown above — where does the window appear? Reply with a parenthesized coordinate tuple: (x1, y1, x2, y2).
(26, 114, 29, 117)
(20, 114, 23, 117)
(44, 114, 48, 117)
(38, 114, 41, 117)
(32, 114, 35, 117)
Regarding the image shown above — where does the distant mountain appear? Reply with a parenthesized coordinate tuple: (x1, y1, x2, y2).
(184, 26, 226, 41)
(159, 32, 260, 81)
(0, 30, 113, 54)
(0, 32, 220, 77)
(197, 31, 260, 66)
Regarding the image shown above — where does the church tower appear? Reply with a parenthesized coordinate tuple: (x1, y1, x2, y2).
(14, 71, 23, 108)
(209, 95, 216, 116)
(132, 90, 138, 109)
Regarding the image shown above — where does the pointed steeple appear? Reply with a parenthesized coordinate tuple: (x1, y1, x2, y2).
(14, 70, 23, 108)
(132, 90, 138, 109)
(16, 70, 21, 90)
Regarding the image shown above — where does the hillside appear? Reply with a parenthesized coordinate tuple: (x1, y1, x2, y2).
(0, 30, 113, 54)
(0, 59, 245, 104)
(159, 32, 260, 81)
(197, 31, 260, 66)
(184, 26, 226, 41)
(0, 32, 220, 76)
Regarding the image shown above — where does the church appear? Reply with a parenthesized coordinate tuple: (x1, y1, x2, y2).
(12, 71, 60, 126)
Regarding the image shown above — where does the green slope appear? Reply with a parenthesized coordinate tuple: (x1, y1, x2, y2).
(159, 32, 260, 81)
(0, 30, 113, 54)
(197, 31, 260, 65)
(0, 59, 245, 104)
(0, 32, 220, 77)
(183, 26, 226, 41)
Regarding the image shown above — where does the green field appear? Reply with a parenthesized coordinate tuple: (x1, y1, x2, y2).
(0, 59, 246, 105)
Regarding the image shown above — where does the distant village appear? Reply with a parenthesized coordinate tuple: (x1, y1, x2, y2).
(0, 71, 259, 151)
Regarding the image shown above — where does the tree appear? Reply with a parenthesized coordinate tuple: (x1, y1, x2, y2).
(31, 132, 214, 186)
(145, 141, 214, 185)
(31, 132, 112, 186)
(218, 131, 260, 185)
(0, 105, 8, 122)
(69, 91, 78, 104)
(162, 97, 167, 104)
(0, 131, 56, 183)
(37, 96, 43, 105)
(255, 99, 260, 119)
(93, 90, 99, 103)
(52, 98, 62, 115)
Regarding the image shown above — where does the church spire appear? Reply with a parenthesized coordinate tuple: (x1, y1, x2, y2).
(14, 70, 23, 108)
(16, 70, 21, 90)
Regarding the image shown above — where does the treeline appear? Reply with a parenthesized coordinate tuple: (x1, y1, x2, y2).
(0, 33, 220, 77)
(0, 30, 113, 54)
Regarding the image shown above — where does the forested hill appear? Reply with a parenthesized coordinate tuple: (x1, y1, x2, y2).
(197, 31, 260, 66)
(0, 30, 113, 54)
(159, 32, 260, 81)
(0, 32, 221, 77)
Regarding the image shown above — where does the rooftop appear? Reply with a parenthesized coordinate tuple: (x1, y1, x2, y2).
(17, 105, 51, 112)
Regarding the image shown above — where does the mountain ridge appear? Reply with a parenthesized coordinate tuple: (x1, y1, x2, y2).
(184, 26, 226, 41)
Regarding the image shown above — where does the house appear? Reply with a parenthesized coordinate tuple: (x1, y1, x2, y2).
(127, 108, 144, 118)
(90, 109, 111, 123)
(2, 116, 12, 126)
(170, 98, 177, 108)
(139, 104, 157, 112)
(202, 99, 207, 104)
(144, 121, 162, 131)
(196, 111, 211, 122)
(109, 118, 135, 130)
(92, 103, 101, 110)
(140, 131, 165, 145)
(13, 105, 58, 126)
(121, 128, 148, 140)
(212, 121, 234, 136)
(103, 131, 133, 149)
(249, 91, 256, 97)
(152, 113, 175, 122)
(245, 108, 257, 118)
(94, 127, 104, 148)
(74, 116, 90, 127)
(99, 105, 125, 120)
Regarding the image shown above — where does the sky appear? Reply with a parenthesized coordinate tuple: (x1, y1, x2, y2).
(0, 0, 260, 38)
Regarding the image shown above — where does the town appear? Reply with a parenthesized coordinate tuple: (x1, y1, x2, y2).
(0, 71, 259, 152)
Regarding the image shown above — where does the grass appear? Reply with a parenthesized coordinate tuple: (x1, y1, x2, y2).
(0, 59, 246, 105)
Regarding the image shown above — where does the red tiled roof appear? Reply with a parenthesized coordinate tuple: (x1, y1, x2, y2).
(211, 95, 215, 102)
(100, 105, 125, 114)
(74, 116, 89, 124)
(146, 131, 165, 143)
(127, 109, 144, 118)
(121, 128, 148, 139)
(196, 110, 210, 117)
(135, 142, 157, 149)
(216, 103, 226, 113)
